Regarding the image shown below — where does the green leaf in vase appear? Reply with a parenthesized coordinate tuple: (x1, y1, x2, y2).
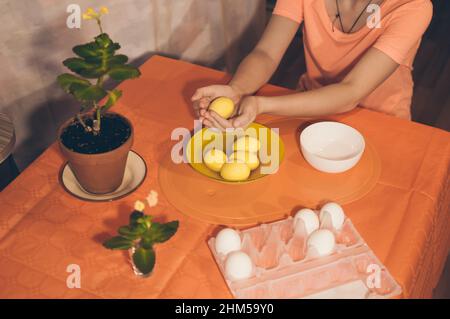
(130, 210, 144, 225)
(103, 236, 133, 250)
(133, 247, 155, 275)
(140, 237, 153, 249)
(145, 221, 179, 244)
(118, 224, 146, 240)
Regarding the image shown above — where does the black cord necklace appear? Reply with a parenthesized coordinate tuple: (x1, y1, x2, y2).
(334, 0, 374, 34)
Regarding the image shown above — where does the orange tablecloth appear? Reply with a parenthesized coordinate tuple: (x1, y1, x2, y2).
(0, 56, 449, 298)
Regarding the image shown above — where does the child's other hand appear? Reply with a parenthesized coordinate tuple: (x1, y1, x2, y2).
(191, 84, 242, 118)
(230, 96, 260, 129)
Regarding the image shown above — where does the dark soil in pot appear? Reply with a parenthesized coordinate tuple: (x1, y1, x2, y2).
(60, 113, 132, 154)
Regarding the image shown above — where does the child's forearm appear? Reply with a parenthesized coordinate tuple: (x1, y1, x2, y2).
(256, 48, 400, 118)
(229, 49, 279, 97)
(257, 82, 360, 117)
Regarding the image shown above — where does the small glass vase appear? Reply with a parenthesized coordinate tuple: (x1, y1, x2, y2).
(128, 247, 152, 278)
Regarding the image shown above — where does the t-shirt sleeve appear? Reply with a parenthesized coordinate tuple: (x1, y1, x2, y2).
(373, 0, 433, 66)
(273, 0, 304, 24)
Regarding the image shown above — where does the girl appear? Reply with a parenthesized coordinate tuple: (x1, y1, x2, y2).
(192, 0, 433, 130)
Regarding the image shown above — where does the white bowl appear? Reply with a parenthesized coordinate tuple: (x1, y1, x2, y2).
(300, 122, 365, 173)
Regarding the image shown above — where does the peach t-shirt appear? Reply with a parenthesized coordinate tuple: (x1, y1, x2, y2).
(273, 0, 433, 119)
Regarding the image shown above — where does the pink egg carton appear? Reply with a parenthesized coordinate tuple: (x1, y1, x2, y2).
(208, 216, 402, 299)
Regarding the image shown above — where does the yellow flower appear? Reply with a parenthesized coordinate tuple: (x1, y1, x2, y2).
(134, 200, 146, 212)
(83, 7, 100, 20)
(82, 13, 93, 20)
(146, 190, 159, 208)
(100, 6, 109, 15)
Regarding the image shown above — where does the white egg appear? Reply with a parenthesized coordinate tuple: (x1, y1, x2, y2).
(294, 208, 320, 235)
(225, 251, 253, 281)
(215, 228, 242, 255)
(319, 202, 345, 230)
(307, 229, 336, 257)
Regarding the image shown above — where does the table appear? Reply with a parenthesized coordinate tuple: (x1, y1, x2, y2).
(0, 56, 449, 298)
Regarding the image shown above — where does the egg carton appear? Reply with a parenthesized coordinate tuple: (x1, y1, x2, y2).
(208, 216, 402, 299)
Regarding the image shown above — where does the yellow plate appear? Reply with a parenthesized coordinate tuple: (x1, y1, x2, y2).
(185, 123, 285, 183)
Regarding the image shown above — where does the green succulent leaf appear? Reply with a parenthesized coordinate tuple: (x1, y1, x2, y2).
(60, 32, 140, 114)
(108, 54, 128, 67)
(118, 225, 145, 240)
(73, 42, 102, 59)
(108, 65, 141, 81)
(73, 85, 108, 102)
(73, 36, 118, 58)
(93, 34, 120, 50)
(133, 247, 155, 275)
(57, 74, 91, 93)
(101, 89, 122, 112)
(63, 57, 93, 72)
(140, 237, 153, 249)
(95, 33, 114, 48)
(63, 58, 105, 79)
(103, 236, 134, 250)
(144, 221, 179, 244)
(69, 34, 122, 77)
(130, 211, 145, 226)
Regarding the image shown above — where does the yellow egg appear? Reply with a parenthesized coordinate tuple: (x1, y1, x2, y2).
(229, 151, 260, 171)
(203, 149, 227, 172)
(233, 136, 260, 153)
(220, 161, 251, 182)
(209, 97, 235, 119)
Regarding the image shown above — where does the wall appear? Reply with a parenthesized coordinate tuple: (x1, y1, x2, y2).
(0, 0, 266, 170)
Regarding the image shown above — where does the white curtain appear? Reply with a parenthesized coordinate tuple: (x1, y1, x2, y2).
(0, 0, 266, 170)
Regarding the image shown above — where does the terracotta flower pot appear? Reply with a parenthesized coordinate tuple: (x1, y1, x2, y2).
(58, 112, 133, 194)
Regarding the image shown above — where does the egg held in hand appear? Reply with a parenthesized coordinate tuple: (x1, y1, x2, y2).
(229, 151, 260, 171)
(215, 228, 242, 255)
(319, 202, 345, 230)
(220, 161, 251, 182)
(203, 148, 227, 172)
(307, 229, 336, 257)
(225, 251, 254, 281)
(294, 208, 320, 235)
(209, 97, 235, 119)
(233, 136, 261, 153)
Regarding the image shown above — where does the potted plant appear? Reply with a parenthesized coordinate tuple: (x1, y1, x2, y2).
(57, 6, 141, 194)
(103, 193, 179, 277)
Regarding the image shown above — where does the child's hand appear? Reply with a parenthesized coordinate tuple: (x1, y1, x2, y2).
(202, 96, 260, 131)
(231, 96, 260, 128)
(191, 85, 242, 118)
